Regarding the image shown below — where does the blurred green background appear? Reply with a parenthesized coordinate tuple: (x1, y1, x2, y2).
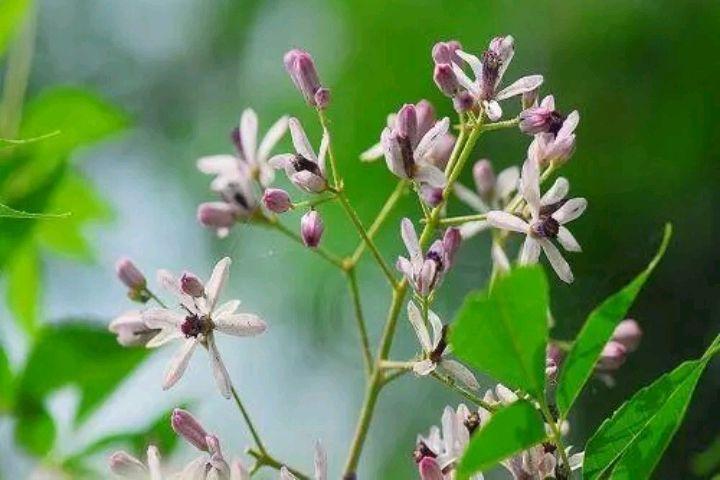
(1, 0, 719, 478)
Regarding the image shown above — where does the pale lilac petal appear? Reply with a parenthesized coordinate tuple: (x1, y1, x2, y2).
(492, 243, 511, 272)
(257, 115, 288, 163)
(456, 50, 483, 81)
(557, 110, 580, 139)
(146, 446, 162, 480)
(413, 359, 436, 376)
(541, 177, 570, 205)
(407, 301, 432, 352)
(486, 211, 529, 233)
(359, 141, 384, 162)
(414, 164, 446, 188)
(540, 94, 555, 110)
(317, 128, 329, 174)
(157, 269, 194, 309)
(288, 117, 316, 162)
(230, 460, 250, 480)
(415, 117, 450, 161)
(484, 100, 502, 121)
(441, 406, 459, 454)
(314, 440, 327, 480)
(495, 166, 520, 200)
(568, 451, 585, 470)
(495, 384, 518, 404)
(291, 170, 326, 193)
(212, 300, 240, 319)
(520, 158, 541, 218)
(280, 467, 297, 480)
(459, 220, 489, 239)
(540, 238, 574, 283)
(428, 309, 443, 351)
(557, 226, 582, 252)
(163, 338, 198, 390)
(454, 183, 488, 212)
(381, 127, 406, 178)
(206, 335, 232, 398)
(496, 75, 544, 100)
(452, 63, 478, 94)
(214, 313, 267, 337)
(519, 236, 541, 265)
(440, 359, 480, 391)
(553, 197, 587, 224)
(268, 153, 294, 169)
(239, 108, 258, 165)
(143, 308, 184, 329)
(197, 155, 237, 175)
(205, 257, 231, 311)
(396, 256, 414, 280)
(400, 218, 421, 259)
(145, 328, 182, 348)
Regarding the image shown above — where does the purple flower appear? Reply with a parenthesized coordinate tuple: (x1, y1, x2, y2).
(528, 109, 580, 167)
(519, 95, 570, 135)
(262, 188, 293, 214)
(433, 63, 460, 97)
(269, 118, 328, 193)
(284, 49, 329, 109)
(418, 457, 444, 480)
(300, 210, 324, 248)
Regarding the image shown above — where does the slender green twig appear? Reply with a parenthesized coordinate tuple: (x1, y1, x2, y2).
(263, 216, 345, 269)
(430, 372, 497, 412)
(539, 400, 571, 471)
(317, 109, 340, 188)
(437, 212, 487, 226)
(346, 268, 373, 375)
(291, 193, 337, 210)
(144, 289, 168, 309)
(247, 448, 309, 480)
(231, 386, 267, 455)
(480, 117, 519, 132)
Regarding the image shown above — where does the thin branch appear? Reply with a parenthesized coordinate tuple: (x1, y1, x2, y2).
(346, 268, 373, 375)
(247, 448, 310, 480)
(437, 212, 487, 226)
(263, 217, 345, 269)
(231, 386, 268, 455)
(429, 371, 497, 412)
(480, 117, 519, 132)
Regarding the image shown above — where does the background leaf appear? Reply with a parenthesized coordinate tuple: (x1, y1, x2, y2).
(584, 334, 719, 479)
(0, 0, 30, 56)
(457, 400, 547, 479)
(0, 346, 12, 412)
(14, 400, 56, 457)
(555, 224, 672, 416)
(450, 267, 549, 398)
(0, 202, 68, 218)
(5, 243, 40, 335)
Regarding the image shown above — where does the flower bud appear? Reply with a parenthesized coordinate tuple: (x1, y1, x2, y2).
(420, 185, 443, 207)
(300, 210, 324, 248)
(314, 87, 331, 109)
(197, 202, 237, 229)
(283, 49, 326, 107)
(442, 227, 461, 268)
(546, 357, 558, 380)
(453, 90, 475, 113)
(427, 132, 455, 170)
(519, 107, 565, 135)
(395, 104, 417, 141)
(612, 319, 642, 353)
(596, 341, 627, 372)
(115, 257, 146, 291)
(488, 35, 514, 61)
(433, 63, 459, 97)
(414, 100, 436, 138)
(547, 343, 565, 367)
(180, 272, 205, 298)
(109, 451, 146, 477)
(171, 408, 209, 451)
(262, 188, 292, 213)
(431, 40, 462, 65)
(472, 159, 496, 200)
(418, 457, 444, 480)
(109, 311, 157, 347)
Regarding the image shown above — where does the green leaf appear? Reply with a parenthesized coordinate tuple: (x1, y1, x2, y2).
(584, 334, 719, 480)
(6, 243, 41, 335)
(555, 224, 672, 416)
(0, 345, 12, 412)
(0, 0, 30, 56)
(0, 130, 60, 145)
(14, 399, 56, 457)
(0, 202, 69, 218)
(450, 266, 549, 397)
(457, 401, 547, 479)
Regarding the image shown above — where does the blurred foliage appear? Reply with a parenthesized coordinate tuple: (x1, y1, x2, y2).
(0, 0, 30, 57)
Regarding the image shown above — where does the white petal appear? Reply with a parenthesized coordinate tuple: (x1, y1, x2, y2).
(459, 220, 489, 239)
(314, 440, 327, 480)
(230, 460, 251, 480)
(381, 127, 405, 178)
(396, 256, 414, 281)
(519, 236, 541, 265)
(557, 110, 580, 140)
(452, 62, 478, 94)
(484, 100, 502, 121)
(239, 108, 258, 165)
(143, 308, 184, 329)
(540, 94, 555, 110)
(146, 445, 162, 480)
(197, 155, 237, 175)
(280, 467, 297, 480)
(491, 243, 511, 272)
(415, 117, 450, 162)
(400, 218, 421, 260)
(495, 166, 520, 200)
(456, 50, 483, 81)
(163, 338, 198, 390)
(407, 301, 432, 352)
(212, 300, 240, 319)
(214, 313, 267, 337)
(540, 238, 574, 283)
(288, 117, 316, 162)
(553, 197, 587, 224)
(520, 158, 541, 217)
(317, 127, 329, 175)
(486, 211, 529, 233)
(413, 359, 436, 376)
(568, 451, 585, 470)
(145, 327, 182, 348)
(268, 153, 294, 169)
(454, 183, 488, 212)
(205, 257, 231, 312)
(206, 335, 232, 398)
(414, 163, 446, 188)
(439, 359, 480, 390)
(441, 406, 459, 454)
(557, 226, 582, 252)
(428, 309, 443, 350)
(541, 177, 570, 205)
(257, 115, 288, 163)
(495, 384, 518, 404)
(157, 269, 194, 308)
(496, 75, 544, 100)
(359, 141, 384, 162)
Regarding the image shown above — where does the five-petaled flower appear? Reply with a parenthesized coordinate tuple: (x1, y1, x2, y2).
(269, 118, 329, 193)
(452, 35, 543, 121)
(486, 159, 586, 283)
(142, 257, 267, 398)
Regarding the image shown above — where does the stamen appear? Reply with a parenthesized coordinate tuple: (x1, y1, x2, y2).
(292, 154, 322, 176)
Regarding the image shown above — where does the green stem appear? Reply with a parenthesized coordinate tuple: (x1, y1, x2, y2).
(144, 289, 167, 309)
(264, 217, 345, 269)
(429, 371, 497, 412)
(539, 400, 571, 472)
(231, 386, 268, 455)
(247, 448, 309, 480)
(378, 360, 415, 370)
(317, 109, 340, 188)
(291, 193, 336, 210)
(480, 117, 519, 132)
(346, 268, 373, 375)
(437, 212, 487, 226)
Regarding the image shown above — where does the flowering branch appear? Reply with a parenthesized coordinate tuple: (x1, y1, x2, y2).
(262, 216, 345, 269)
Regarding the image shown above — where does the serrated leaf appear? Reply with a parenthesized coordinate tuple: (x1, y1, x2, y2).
(584, 334, 719, 479)
(457, 400, 547, 479)
(450, 266, 549, 397)
(556, 224, 672, 416)
(6, 244, 41, 335)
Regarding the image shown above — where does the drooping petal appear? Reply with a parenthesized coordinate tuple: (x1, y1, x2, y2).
(400, 218, 421, 259)
(521, 160, 541, 219)
(239, 108, 258, 165)
(428, 309, 444, 351)
(288, 117, 317, 162)
(413, 359, 437, 376)
(484, 100, 502, 121)
(213, 313, 267, 337)
(257, 115, 289, 163)
(407, 301, 432, 352)
(486, 211, 529, 233)
(414, 164, 446, 188)
(495, 166, 520, 200)
(314, 440, 327, 480)
(459, 220, 490, 239)
(206, 335, 232, 398)
(439, 359, 480, 391)
(557, 226, 582, 252)
(495, 74, 544, 100)
(163, 338, 198, 390)
(519, 236, 542, 265)
(553, 197, 587, 224)
(541, 177, 570, 205)
(205, 257, 231, 312)
(557, 110, 580, 140)
(415, 117, 450, 162)
(454, 183, 489, 212)
(267, 153, 294, 169)
(359, 141, 384, 162)
(540, 238, 574, 283)
(456, 50, 483, 81)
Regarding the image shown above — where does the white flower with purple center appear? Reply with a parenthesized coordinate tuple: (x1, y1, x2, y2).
(269, 117, 328, 193)
(407, 301, 479, 391)
(142, 257, 267, 398)
(486, 159, 586, 283)
(451, 35, 543, 121)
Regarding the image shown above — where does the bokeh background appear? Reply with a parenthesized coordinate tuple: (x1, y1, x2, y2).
(1, 0, 719, 478)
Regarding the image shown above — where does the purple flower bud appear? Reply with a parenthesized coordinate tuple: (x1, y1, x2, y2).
(417, 258, 438, 296)
(418, 457, 444, 480)
(415, 100, 436, 138)
(180, 272, 205, 298)
(453, 90, 475, 113)
(109, 451, 146, 477)
(612, 319, 642, 353)
(442, 227, 462, 267)
(431, 40, 462, 65)
(488, 35, 514, 61)
(433, 64, 459, 97)
(472, 159, 496, 200)
(420, 184, 443, 207)
(547, 343, 565, 366)
(300, 210, 324, 248)
(546, 357, 558, 380)
(197, 202, 237, 229)
(314, 87, 331, 109)
(522, 88, 539, 109)
(283, 49, 324, 107)
(395, 104, 417, 141)
(262, 188, 292, 213)
(596, 341, 627, 372)
(115, 257, 146, 290)
(206, 434, 223, 458)
(171, 408, 210, 451)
